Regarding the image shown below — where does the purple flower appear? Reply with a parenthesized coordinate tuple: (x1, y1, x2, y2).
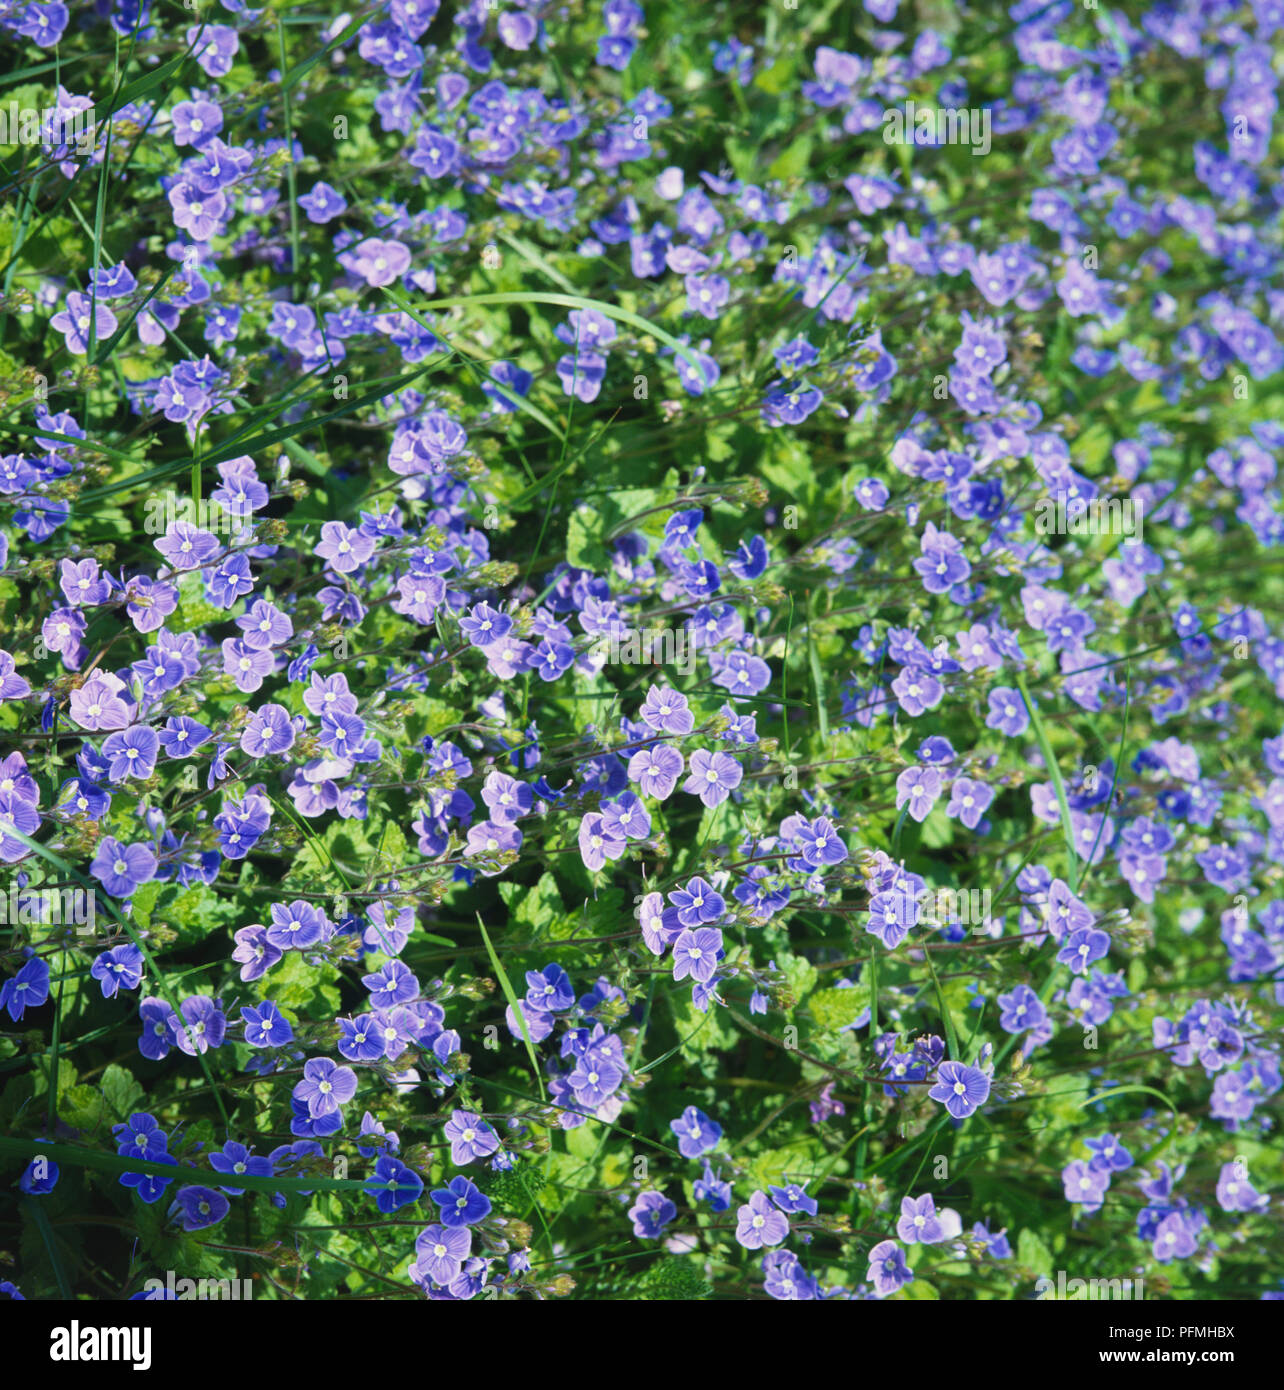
(0, 956, 50, 1022)
(155, 520, 220, 571)
(241, 703, 296, 758)
(294, 1057, 358, 1118)
(670, 1105, 722, 1158)
(232, 926, 282, 982)
(638, 685, 695, 737)
(221, 639, 275, 694)
(1057, 928, 1111, 975)
(0, 791, 41, 861)
(351, 237, 411, 288)
(241, 1000, 293, 1048)
(928, 1060, 990, 1119)
(629, 1189, 677, 1238)
(90, 838, 157, 897)
(578, 812, 627, 872)
(670, 876, 726, 927)
(794, 816, 848, 867)
(69, 674, 132, 731)
(266, 900, 325, 951)
(167, 183, 226, 241)
(985, 686, 1030, 737)
(1153, 1213, 1198, 1262)
(138, 998, 177, 1060)
(102, 725, 160, 781)
(169, 1185, 230, 1231)
(170, 99, 222, 147)
(672, 927, 723, 984)
(173, 995, 227, 1056)
(444, 1109, 500, 1165)
(299, 181, 347, 223)
(423, 1175, 487, 1229)
(627, 745, 684, 800)
(895, 766, 942, 823)
(413, 1224, 472, 1285)
(946, 777, 994, 829)
(315, 521, 376, 574)
(50, 293, 118, 355)
(735, 1190, 790, 1249)
(997, 984, 1045, 1033)
(90, 944, 145, 999)
(866, 1240, 914, 1297)
(897, 1193, 957, 1245)
(682, 748, 742, 808)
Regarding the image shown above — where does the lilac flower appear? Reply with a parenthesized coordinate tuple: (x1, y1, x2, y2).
(866, 1240, 914, 1297)
(897, 1193, 959, 1245)
(102, 725, 160, 781)
(69, 674, 132, 731)
(413, 1224, 471, 1285)
(241, 703, 296, 758)
(0, 956, 50, 1022)
(629, 1190, 676, 1238)
(670, 876, 726, 927)
(0, 792, 41, 861)
(578, 812, 627, 871)
(50, 293, 118, 355)
(639, 684, 694, 735)
(997, 984, 1045, 1033)
(169, 1186, 230, 1231)
(315, 521, 376, 573)
(896, 766, 942, 823)
(627, 745, 684, 800)
(986, 686, 1030, 737)
(670, 1106, 722, 1158)
(682, 748, 742, 807)
(173, 995, 227, 1056)
(170, 99, 222, 147)
(672, 927, 723, 984)
(298, 181, 347, 223)
(241, 1000, 293, 1048)
(430, 1175, 491, 1227)
(1061, 1159, 1110, 1208)
(351, 237, 411, 287)
(294, 1058, 358, 1118)
(90, 945, 145, 999)
(928, 1060, 990, 1119)
(90, 838, 157, 896)
(1152, 1212, 1198, 1262)
(946, 777, 994, 829)
(736, 1190, 790, 1249)
(444, 1110, 500, 1165)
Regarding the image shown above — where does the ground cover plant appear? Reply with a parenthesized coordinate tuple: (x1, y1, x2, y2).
(0, 0, 1282, 1305)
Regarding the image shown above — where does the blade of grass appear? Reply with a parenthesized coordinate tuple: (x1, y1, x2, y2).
(400, 290, 711, 387)
(1014, 672, 1080, 892)
(475, 912, 546, 1101)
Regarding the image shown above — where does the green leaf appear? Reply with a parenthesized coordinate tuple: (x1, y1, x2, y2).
(1017, 1228, 1055, 1279)
(100, 1064, 144, 1123)
(476, 913, 546, 1102)
(810, 983, 871, 1031)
